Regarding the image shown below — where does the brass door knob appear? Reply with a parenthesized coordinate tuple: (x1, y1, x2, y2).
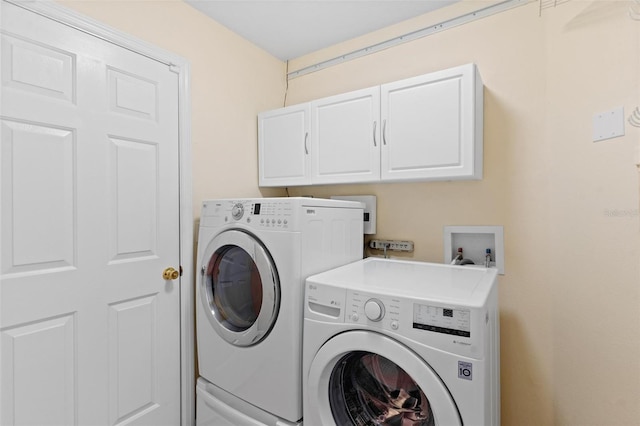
(163, 267, 179, 280)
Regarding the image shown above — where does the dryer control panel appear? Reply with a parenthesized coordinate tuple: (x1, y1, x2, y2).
(201, 199, 298, 230)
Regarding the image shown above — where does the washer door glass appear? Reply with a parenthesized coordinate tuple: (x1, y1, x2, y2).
(306, 331, 461, 426)
(201, 230, 279, 346)
(330, 351, 434, 426)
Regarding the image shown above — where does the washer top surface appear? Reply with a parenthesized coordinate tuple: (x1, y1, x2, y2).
(307, 258, 497, 307)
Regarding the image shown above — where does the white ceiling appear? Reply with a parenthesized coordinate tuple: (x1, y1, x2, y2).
(185, 0, 460, 60)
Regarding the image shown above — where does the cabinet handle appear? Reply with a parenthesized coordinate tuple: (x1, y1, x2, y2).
(373, 121, 377, 147)
(382, 119, 387, 145)
(304, 132, 309, 154)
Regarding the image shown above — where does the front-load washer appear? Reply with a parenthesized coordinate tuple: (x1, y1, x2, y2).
(196, 198, 364, 424)
(303, 258, 499, 426)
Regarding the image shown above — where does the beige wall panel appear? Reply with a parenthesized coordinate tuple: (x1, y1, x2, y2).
(287, 1, 639, 425)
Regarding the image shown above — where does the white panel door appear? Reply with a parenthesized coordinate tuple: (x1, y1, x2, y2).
(0, 2, 181, 425)
(381, 63, 482, 182)
(258, 103, 311, 187)
(310, 87, 380, 184)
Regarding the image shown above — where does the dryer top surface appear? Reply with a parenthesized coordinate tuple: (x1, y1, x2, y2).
(199, 197, 364, 233)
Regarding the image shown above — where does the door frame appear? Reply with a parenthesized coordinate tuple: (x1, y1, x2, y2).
(1, 1, 195, 424)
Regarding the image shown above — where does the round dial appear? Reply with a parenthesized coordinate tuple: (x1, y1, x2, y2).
(231, 203, 245, 220)
(364, 298, 385, 322)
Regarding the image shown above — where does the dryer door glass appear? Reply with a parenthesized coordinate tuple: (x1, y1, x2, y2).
(207, 245, 263, 331)
(200, 229, 280, 347)
(329, 351, 435, 426)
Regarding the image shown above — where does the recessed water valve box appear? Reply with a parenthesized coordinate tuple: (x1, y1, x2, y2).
(444, 226, 504, 274)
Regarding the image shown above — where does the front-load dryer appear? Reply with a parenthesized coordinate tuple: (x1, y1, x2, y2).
(303, 258, 500, 426)
(196, 198, 364, 424)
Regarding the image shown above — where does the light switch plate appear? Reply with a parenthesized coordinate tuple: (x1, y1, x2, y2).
(593, 107, 625, 142)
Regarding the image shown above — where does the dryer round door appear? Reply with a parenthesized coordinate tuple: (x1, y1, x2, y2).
(199, 229, 280, 347)
(307, 331, 462, 426)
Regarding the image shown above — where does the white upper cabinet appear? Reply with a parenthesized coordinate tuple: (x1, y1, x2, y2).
(258, 103, 311, 186)
(257, 63, 483, 187)
(381, 63, 483, 182)
(311, 87, 380, 184)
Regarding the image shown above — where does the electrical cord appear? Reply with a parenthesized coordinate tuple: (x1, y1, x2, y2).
(283, 60, 289, 107)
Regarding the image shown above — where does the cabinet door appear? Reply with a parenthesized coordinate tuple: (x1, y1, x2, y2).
(381, 63, 483, 182)
(258, 103, 311, 187)
(311, 87, 380, 184)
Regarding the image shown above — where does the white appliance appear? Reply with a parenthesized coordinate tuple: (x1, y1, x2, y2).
(196, 198, 364, 425)
(303, 258, 499, 426)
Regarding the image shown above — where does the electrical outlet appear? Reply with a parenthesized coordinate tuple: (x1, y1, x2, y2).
(369, 239, 414, 252)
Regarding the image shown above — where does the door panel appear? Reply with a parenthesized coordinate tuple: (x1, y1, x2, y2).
(1, 33, 76, 103)
(1, 313, 76, 426)
(108, 295, 159, 425)
(0, 2, 181, 425)
(385, 77, 462, 170)
(258, 103, 311, 186)
(1, 119, 76, 276)
(311, 87, 380, 184)
(109, 136, 159, 262)
(380, 64, 480, 181)
(107, 67, 158, 121)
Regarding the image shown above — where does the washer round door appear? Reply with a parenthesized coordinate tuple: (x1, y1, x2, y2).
(199, 229, 280, 347)
(307, 331, 462, 426)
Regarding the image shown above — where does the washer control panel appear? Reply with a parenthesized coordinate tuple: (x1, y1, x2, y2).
(346, 290, 401, 331)
(306, 281, 484, 358)
(346, 290, 472, 338)
(413, 304, 471, 338)
(364, 298, 385, 322)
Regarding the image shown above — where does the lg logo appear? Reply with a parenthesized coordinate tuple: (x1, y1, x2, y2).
(458, 361, 473, 381)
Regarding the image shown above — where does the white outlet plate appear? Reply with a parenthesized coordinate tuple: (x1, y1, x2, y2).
(331, 195, 376, 234)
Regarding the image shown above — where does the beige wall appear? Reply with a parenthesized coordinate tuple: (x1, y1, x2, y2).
(60, 0, 288, 217)
(285, 1, 640, 425)
(56, 0, 639, 425)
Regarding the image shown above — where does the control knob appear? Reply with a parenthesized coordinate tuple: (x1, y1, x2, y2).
(364, 298, 385, 322)
(231, 203, 244, 220)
